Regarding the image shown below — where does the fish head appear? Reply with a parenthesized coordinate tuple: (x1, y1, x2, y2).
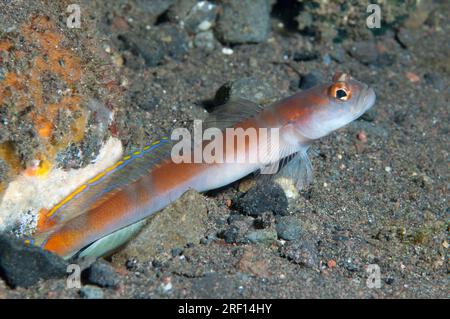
(292, 72, 376, 140)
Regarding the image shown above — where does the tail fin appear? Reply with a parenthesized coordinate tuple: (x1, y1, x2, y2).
(32, 138, 172, 254)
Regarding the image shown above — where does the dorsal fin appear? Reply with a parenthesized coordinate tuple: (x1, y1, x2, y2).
(203, 98, 264, 130)
(34, 138, 173, 238)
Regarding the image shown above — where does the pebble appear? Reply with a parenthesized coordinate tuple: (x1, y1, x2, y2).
(79, 285, 104, 299)
(118, 24, 189, 67)
(292, 51, 319, 62)
(86, 259, 120, 288)
(327, 259, 337, 269)
(238, 182, 288, 217)
(253, 211, 275, 229)
(346, 40, 394, 67)
(245, 228, 278, 245)
(405, 71, 420, 83)
(133, 0, 176, 25)
(423, 72, 446, 91)
(214, 76, 277, 106)
(215, 0, 270, 44)
(169, 1, 218, 34)
(220, 214, 253, 244)
(238, 178, 257, 193)
(0, 234, 67, 288)
(221, 47, 234, 55)
(280, 240, 319, 268)
(299, 72, 324, 90)
(356, 130, 368, 143)
(194, 31, 215, 51)
(275, 215, 303, 241)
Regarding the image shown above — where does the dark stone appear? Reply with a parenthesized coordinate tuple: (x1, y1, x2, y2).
(119, 23, 189, 67)
(219, 214, 253, 244)
(423, 72, 446, 91)
(85, 259, 120, 288)
(299, 72, 324, 90)
(214, 76, 276, 106)
(280, 240, 319, 268)
(214, 0, 270, 44)
(0, 234, 67, 288)
(125, 258, 138, 271)
(238, 182, 288, 216)
(293, 51, 319, 62)
(276, 215, 303, 241)
(346, 40, 395, 67)
(253, 212, 275, 229)
(220, 225, 239, 244)
(135, 0, 175, 16)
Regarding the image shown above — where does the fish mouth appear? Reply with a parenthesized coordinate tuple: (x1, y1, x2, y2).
(354, 86, 376, 118)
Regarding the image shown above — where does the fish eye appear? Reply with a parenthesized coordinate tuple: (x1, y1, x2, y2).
(329, 83, 352, 101)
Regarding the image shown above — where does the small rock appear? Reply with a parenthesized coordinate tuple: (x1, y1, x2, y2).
(238, 182, 288, 216)
(214, 76, 277, 106)
(395, 27, 416, 49)
(194, 30, 215, 51)
(0, 234, 67, 288)
(221, 47, 234, 55)
(276, 215, 303, 241)
(219, 214, 253, 244)
(346, 41, 394, 67)
(238, 177, 257, 193)
(405, 71, 420, 83)
(253, 211, 275, 229)
(133, 0, 177, 25)
(112, 190, 208, 264)
(299, 72, 324, 90)
(280, 240, 319, 268)
(356, 130, 367, 143)
(329, 46, 346, 63)
(79, 285, 104, 299)
(245, 228, 277, 245)
(423, 72, 446, 91)
(169, 0, 218, 34)
(86, 259, 120, 288)
(215, 0, 271, 44)
(273, 176, 299, 200)
(292, 51, 319, 62)
(327, 259, 337, 269)
(119, 24, 189, 67)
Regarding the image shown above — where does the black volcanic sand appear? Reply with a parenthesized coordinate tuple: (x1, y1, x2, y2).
(0, 1, 448, 298)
